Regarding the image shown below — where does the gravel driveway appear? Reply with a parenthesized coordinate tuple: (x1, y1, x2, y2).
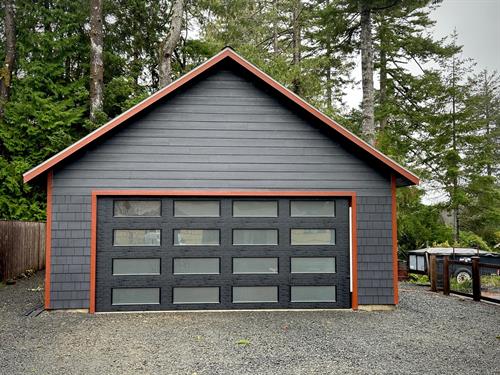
(0, 272, 498, 375)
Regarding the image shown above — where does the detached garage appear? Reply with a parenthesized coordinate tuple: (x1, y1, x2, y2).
(24, 48, 418, 313)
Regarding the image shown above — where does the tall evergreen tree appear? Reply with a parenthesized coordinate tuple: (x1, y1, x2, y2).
(89, 0, 104, 123)
(0, 0, 15, 120)
(159, 0, 185, 87)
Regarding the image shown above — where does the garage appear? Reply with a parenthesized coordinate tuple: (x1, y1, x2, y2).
(95, 196, 350, 311)
(23, 48, 419, 312)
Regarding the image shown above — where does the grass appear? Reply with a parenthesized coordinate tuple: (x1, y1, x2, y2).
(449, 275, 500, 294)
(481, 275, 500, 288)
(236, 339, 251, 346)
(450, 277, 473, 293)
(408, 273, 430, 285)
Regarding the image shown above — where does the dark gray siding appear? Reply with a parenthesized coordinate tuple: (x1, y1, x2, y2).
(50, 66, 394, 309)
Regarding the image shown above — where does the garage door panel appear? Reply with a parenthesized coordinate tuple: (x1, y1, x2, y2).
(96, 196, 351, 311)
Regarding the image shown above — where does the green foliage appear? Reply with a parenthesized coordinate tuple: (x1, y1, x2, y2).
(0, 157, 45, 220)
(408, 273, 429, 285)
(458, 231, 492, 252)
(450, 277, 472, 294)
(397, 187, 453, 254)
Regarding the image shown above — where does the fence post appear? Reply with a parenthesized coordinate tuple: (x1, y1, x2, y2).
(429, 255, 437, 292)
(443, 255, 450, 296)
(471, 256, 481, 301)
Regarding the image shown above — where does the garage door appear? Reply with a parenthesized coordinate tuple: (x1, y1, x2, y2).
(95, 197, 351, 312)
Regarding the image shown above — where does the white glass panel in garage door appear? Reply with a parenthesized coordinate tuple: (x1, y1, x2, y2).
(232, 286, 278, 303)
(173, 287, 220, 304)
(174, 229, 220, 246)
(113, 229, 161, 246)
(173, 258, 220, 274)
(174, 201, 220, 217)
(233, 229, 278, 245)
(290, 229, 335, 245)
(291, 286, 336, 302)
(113, 259, 160, 275)
(233, 258, 278, 274)
(113, 201, 161, 217)
(291, 257, 335, 273)
(232, 201, 278, 217)
(112, 288, 160, 305)
(290, 201, 335, 217)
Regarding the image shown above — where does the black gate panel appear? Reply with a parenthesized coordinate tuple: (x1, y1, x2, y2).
(95, 197, 351, 311)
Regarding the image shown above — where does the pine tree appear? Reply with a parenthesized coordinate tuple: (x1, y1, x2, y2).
(159, 0, 185, 87)
(89, 0, 104, 123)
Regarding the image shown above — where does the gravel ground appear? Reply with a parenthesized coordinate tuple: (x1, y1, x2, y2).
(0, 272, 499, 375)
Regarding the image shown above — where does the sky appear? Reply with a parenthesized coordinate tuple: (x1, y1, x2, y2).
(341, 0, 500, 204)
(344, 0, 500, 108)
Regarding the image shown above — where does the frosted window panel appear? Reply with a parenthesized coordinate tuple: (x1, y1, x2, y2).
(232, 286, 278, 303)
(113, 201, 161, 217)
(173, 258, 220, 274)
(112, 288, 160, 305)
(174, 201, 220, 217)
(291, 257, 336, 273)
(173, 287, 219, 304)
(174, 229, 220, 246)
(233, 201, 278, 217)
(113, 229, 161, 246)
(291, 286, 336, 302)
(233, 258, 278, 274)
(290, 200, 335, 217)
(291, 229, 335, 245)
(113, 259, 160, 275)
(233, 229, 278, 245)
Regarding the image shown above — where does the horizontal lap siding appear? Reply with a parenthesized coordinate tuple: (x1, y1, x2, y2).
(50, 67, 393, 308)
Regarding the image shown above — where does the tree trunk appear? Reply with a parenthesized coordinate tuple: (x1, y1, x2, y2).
(89, 0, 104, 123)
(451, 56, 459, 243)
(482, 71, 492, 176)
(159, 0, 184, 88)
(291, 0, 301, 94)
(272, 0, 278, 54)
(0, 0, 16, 119)
(378, 18, 388, 132)
(359, 1, 375, 145)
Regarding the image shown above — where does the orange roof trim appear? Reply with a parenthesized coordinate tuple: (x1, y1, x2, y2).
(23, 48, 419, 185)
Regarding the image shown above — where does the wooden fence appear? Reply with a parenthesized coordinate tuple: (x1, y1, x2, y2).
(0, 220, 46, 281)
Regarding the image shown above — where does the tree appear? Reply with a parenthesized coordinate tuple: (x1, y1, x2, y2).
(373, 1, 450, 133)
(397, 187, 453, 253)
(0, 0, 15, 120)
(159, 0, 184, 87)
(459, 70, 500, 245)
(291, 0, 302, 94)
(89, 0, 104, 123)
(0, 0, 89, 220)
(359, 1, 375, 144)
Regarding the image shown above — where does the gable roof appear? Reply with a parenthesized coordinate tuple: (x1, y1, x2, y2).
(23, 47, 419, 185)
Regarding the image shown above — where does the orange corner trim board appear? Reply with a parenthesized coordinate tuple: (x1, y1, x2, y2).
(88, 190, 359, 313)
(391, 175, 399, 305)
(23, 48, 419, 186)
(44, 171, 53, 309)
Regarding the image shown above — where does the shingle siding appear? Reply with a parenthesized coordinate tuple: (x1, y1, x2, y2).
(49, 66, 394, 309)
